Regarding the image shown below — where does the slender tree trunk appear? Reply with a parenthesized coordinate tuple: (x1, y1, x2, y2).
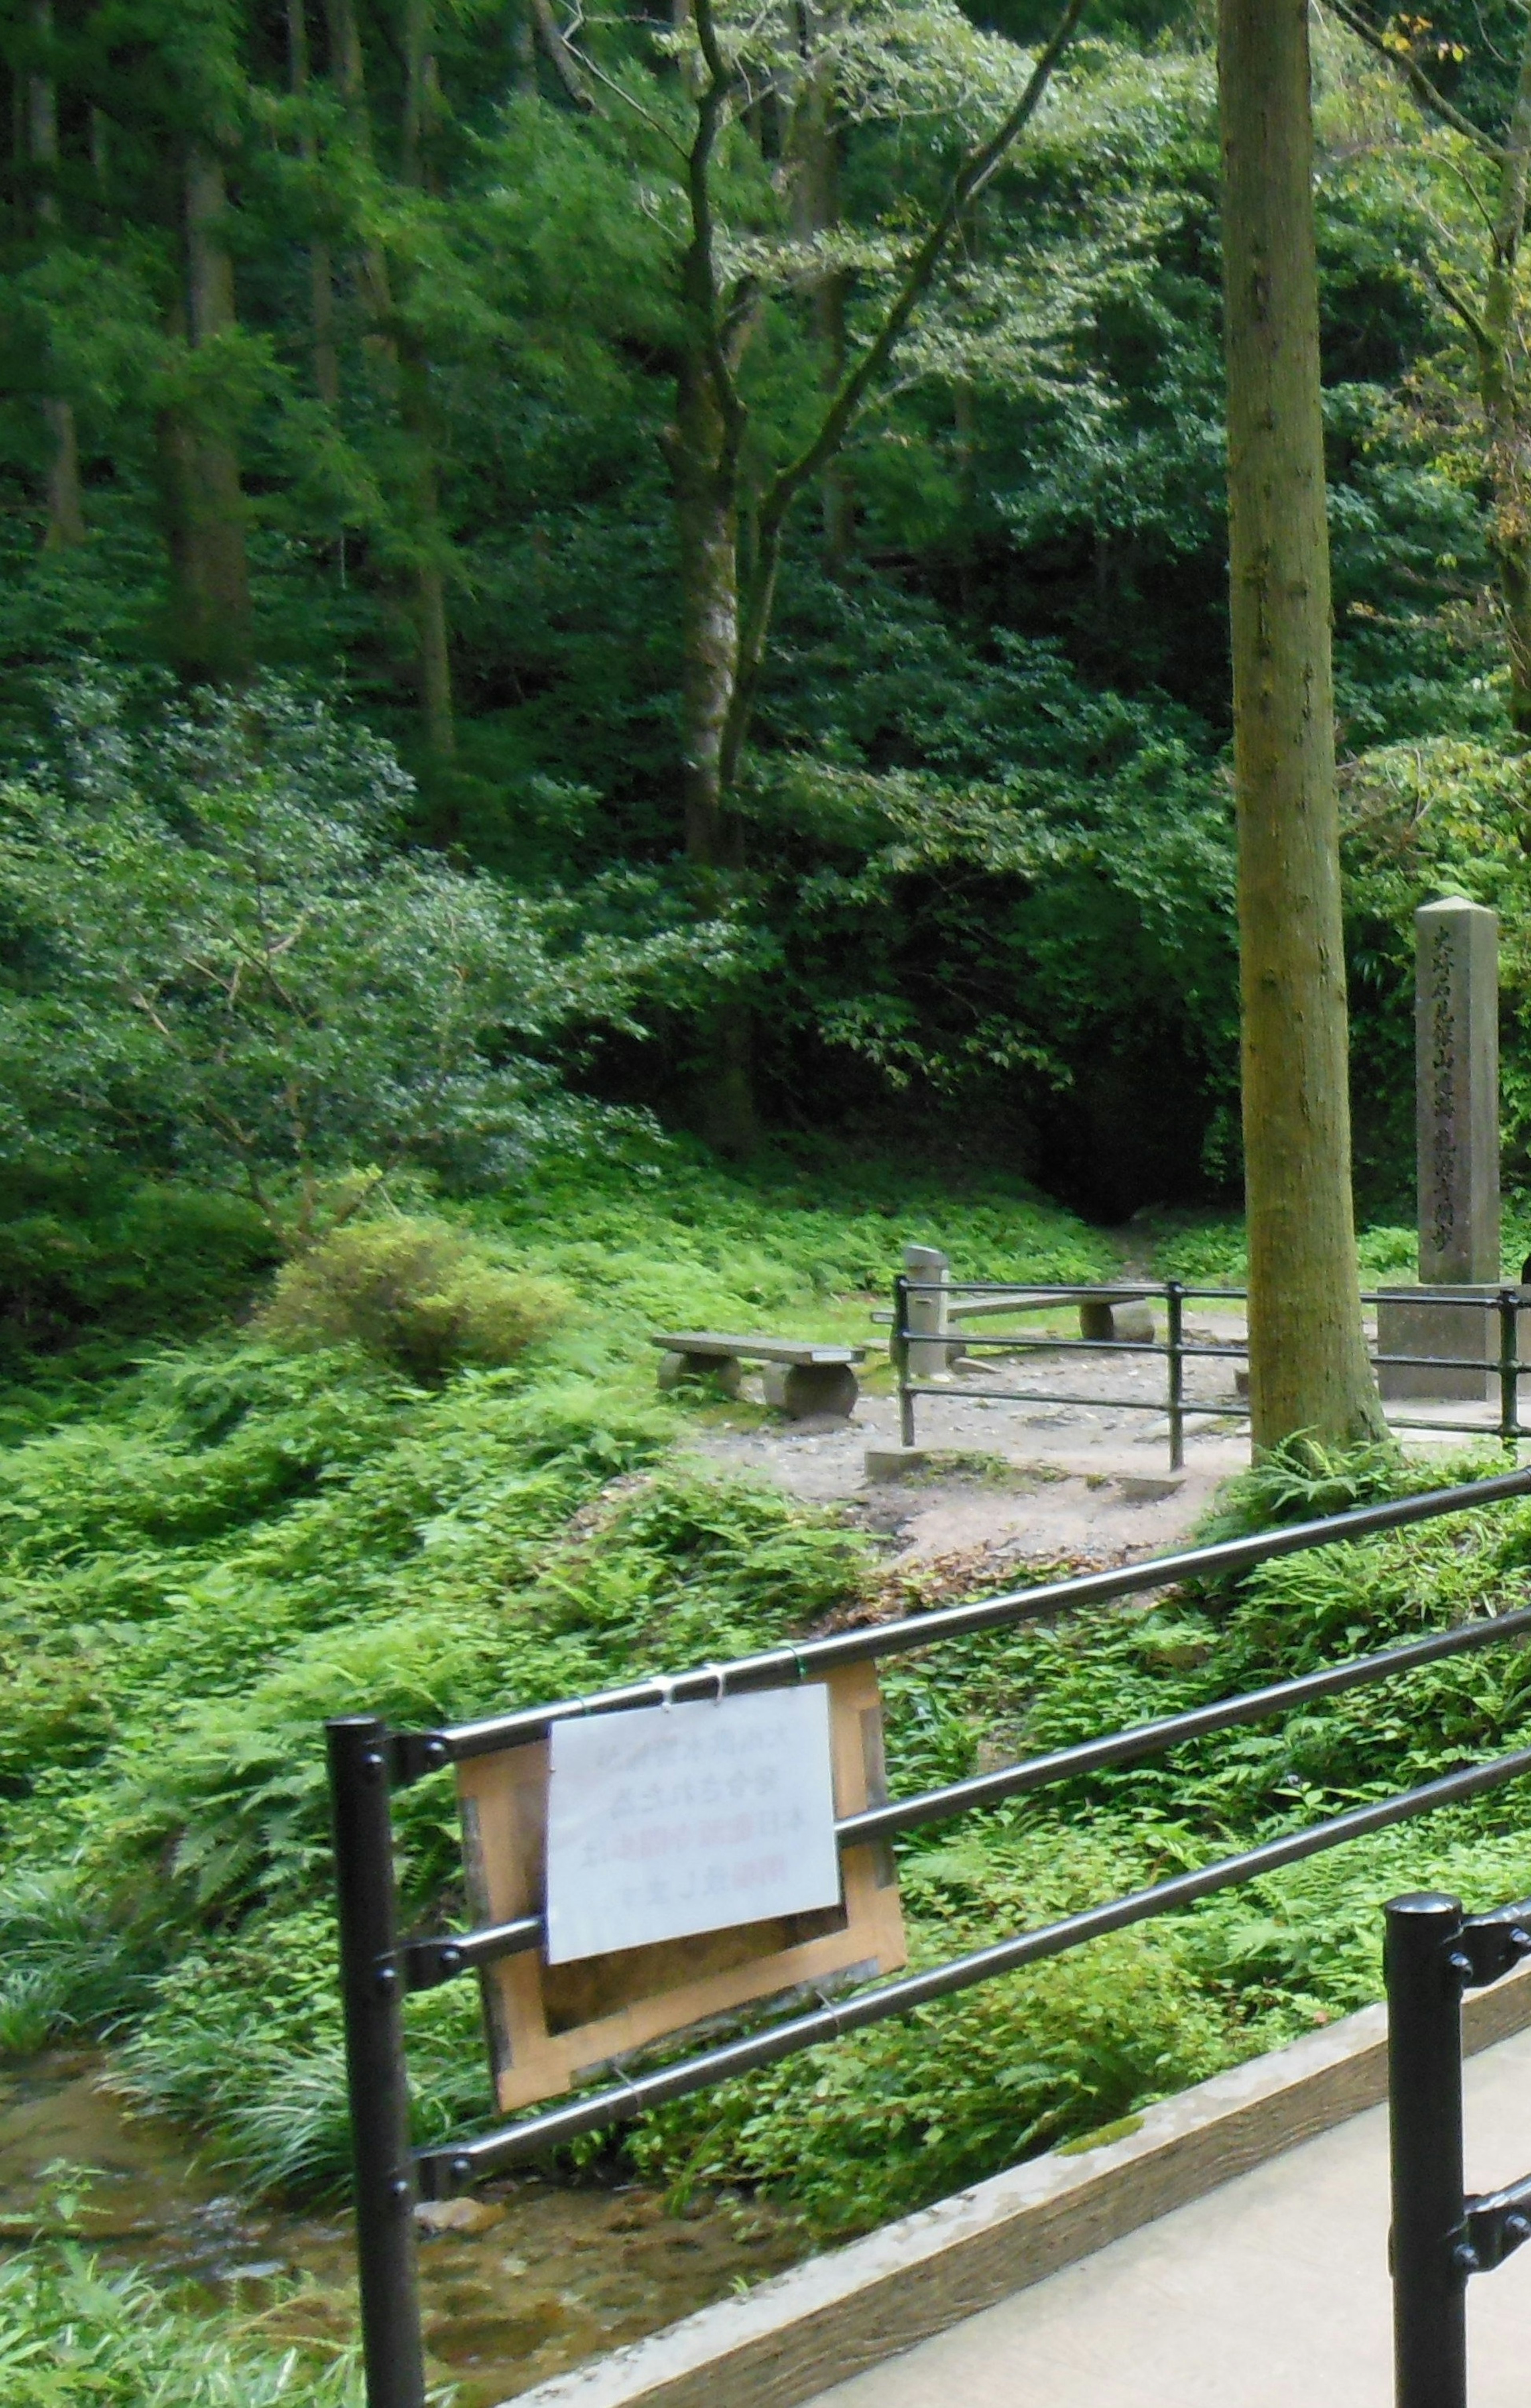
(286, 0, 340, 405)
(671, 350, 756, 1154)
(509, 0, 537, 94)
(158, 149, 254, 681)
(324, 0, 455, 754)
(1219, 0, 1384, 1449)
(401, 5, 455, 756)
(1477, 22, 1531, 737)
(27, 0, 85, 548)
(674, 358, 740, 868)
(788, 18, 852, 570)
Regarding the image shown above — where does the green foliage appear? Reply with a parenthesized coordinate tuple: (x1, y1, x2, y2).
(0, 674, 722, 1242)
(0, 1172, 278, 1376)
(0, 2237, 359, 2408)
(6, 1152, 1531, 2257)
(258, 1218, 569, 1383)
(1193, 1434, 1414, 1543)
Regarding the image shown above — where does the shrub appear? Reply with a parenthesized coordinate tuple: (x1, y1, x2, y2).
(258, 1219, 567, 1382)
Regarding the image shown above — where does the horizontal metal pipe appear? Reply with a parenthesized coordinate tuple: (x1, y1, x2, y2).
(900, 1385, 1240, 1414)
(906, 1283, 1521, 1309)
(409, 1605, 1531, 1979)
(415, 1742, 1531, 2193)
(918, 1334, 1526, 1375)
(901, 1281, 1164, 1298)
(1389, 1416, 1519, 1434)
(1372, 1354, 1530, 1374)
(413, 1466, 1531, 1769)
(401, 1914, 542, 1992)
(841, 1603, 1531, 1843)
(929, 1336, 1162, 1356)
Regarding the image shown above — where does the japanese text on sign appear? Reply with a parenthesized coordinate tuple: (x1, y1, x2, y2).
(543, 1686, 841, 1964)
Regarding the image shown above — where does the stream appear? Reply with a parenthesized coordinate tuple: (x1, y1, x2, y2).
(0, 2051, 807, 2402)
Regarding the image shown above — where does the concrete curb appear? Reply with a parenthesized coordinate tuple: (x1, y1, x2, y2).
(504, 1962, 1531, 2408)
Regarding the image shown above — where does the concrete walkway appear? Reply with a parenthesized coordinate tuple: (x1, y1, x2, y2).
(809, 2022, 1531, 2408)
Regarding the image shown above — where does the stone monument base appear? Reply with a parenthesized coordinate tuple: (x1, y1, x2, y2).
(1375, 1287, 1507, 1401)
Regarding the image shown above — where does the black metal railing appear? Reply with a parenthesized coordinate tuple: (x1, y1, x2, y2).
(327, 1463, 1531, 2408)
(889, 1279, 1531, 1470)
(1387, 1890, 1531, 2408)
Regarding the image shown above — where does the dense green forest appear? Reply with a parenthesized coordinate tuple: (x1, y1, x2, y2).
(13, 0, 1531, 2400)
(8, 0, 1531, 1213)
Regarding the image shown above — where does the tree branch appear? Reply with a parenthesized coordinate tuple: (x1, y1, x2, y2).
(720, 0, 1089, 786)
(532, 0, 594, 110)
(687, 0, 751, 449)
(1326, 0, 1505, 159)
(1423, 254, 1493, 352)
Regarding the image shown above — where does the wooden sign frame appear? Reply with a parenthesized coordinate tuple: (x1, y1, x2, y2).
(456, 1663, 907, 2113)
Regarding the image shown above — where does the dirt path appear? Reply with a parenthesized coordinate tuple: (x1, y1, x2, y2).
(689, 1309, 1496, 1572)
(690, 1314, 1252, 1569)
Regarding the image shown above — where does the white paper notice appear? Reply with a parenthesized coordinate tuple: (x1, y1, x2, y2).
(543, 1686, 842, 1965)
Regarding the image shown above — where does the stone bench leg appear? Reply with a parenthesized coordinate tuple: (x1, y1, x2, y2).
(762, 1363, 859, 1418)
(657, 1350, 743, 1397)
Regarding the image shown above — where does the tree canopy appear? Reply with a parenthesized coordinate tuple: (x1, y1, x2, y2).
(2, 0, 1528, 1218)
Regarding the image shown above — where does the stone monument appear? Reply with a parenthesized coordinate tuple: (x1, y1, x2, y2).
(1376, 897, 1500, 1400)
(902, 1243, 951, 1382)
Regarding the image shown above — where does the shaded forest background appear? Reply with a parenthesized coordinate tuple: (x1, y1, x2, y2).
(9, 0, 1531, 1246)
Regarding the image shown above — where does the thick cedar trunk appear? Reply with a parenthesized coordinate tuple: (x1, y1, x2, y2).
(159, 150, 254, 681)
(1219, 0, 1384, 1448)
(27, 0, 85, 548)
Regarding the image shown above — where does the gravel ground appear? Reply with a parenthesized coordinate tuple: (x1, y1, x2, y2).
(686, 1313, 1505, 1570)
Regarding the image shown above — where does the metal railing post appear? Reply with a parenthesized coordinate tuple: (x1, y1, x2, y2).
(1165, 1280, 1185, 1471)
(328, 1716, 428, 2408)
(893, 1274, 915, 1447)
(1387, 1892, 1469, 2408)
(1498, 1285, 1519, 1448)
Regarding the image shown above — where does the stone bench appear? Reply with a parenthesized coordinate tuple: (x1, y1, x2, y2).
(650, 1332, 866, 1418)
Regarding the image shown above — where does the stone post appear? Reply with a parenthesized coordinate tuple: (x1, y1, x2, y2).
(1378, 898, 1500, 1400)
(903, 1243, 950, 1382)
(1415, 898, 1499, 1285)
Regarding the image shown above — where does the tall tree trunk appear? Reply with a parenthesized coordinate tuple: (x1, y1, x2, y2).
(1476, 22, 1531, 738)
(27, 0, 85, 548)
(159, 149, 254, 681)
(671, 350, 756, 1155)
(401, 4, 455, 755)
(1219, 0, 1384, 1449)
(674, 356, 740, 870)
(324, 0, 455, 754)
(286, 0, 340, 405)
(509, 0, 537, 96)
(788, 17, 852, 570)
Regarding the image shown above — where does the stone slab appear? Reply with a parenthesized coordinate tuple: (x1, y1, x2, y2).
(1415, 897, 1499, 1285)
(500, 1966, 1531, 2408)
(1376, 1289, 1496, 1401)
(649, 1334, 865, 1367)
(862, 1448, 929, 1480)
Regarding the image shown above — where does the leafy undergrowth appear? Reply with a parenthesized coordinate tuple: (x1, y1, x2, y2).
(5, 1146, 1531, 2269)
(0, 2233, 361, 2407)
